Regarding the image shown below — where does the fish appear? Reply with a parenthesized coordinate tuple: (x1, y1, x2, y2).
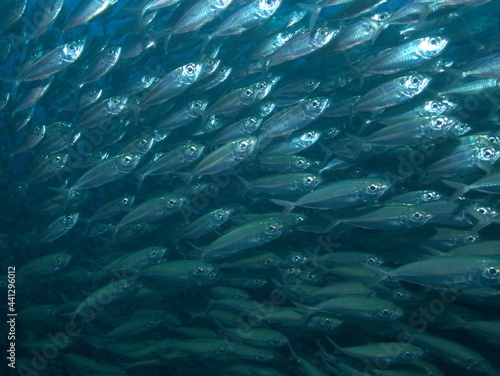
(368, 255, 500, 288)
(3, 0, 500, 375)
(271, 177, 391, 214)
(17, 252, 72, 280)
(64, 0, 119, 31)
(18, 39, 87, 82)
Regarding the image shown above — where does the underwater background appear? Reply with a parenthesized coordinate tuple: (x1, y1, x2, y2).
(1, 0, 500, 375)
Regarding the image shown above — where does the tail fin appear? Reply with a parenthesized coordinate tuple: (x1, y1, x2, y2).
(291, 301, 315, 325)
(441, 179, 469, 201)
(270, 199, 296, 218)
(199, 34, 213, 55)
(298, 3, 322, 31)
(362, 263, 389, 288)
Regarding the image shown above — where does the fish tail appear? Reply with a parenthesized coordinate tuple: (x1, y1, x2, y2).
(292, 301, 313, 325)
(270, 199, 295, 215)
(48, 187, 72, 210)
(109, 225, 119, 244)
(130, 173, 146, 193)
(421, 245, 446, 258)
(324, 336, 342, 353)
(363, 263, 389, 287)
(234, 175, 251, 198)
(199, 34, 213, 55)
(441, 179, 468, 201)
(298, 3, 321, 31)
(344, 133, 364, 159)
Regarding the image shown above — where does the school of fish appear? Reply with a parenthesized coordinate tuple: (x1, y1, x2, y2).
(1, 0, 500, 375)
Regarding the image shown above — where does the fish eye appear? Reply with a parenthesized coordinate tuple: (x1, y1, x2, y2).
(429, 38, 438, 45)
(382, 308, 391, 316)
(424, 192, 435, 200)
(434, 118, 444, 127)
(311, 99, 320, 107)
(139, 138, 148, 145)
(422, 142, 433, 150)
(186, 65, 195, 74)
(368, 257, 377, 265)
(431, 102, 439, 110)
(240, 141, 249, 149)
(167, 199, 177, 207)
(265, 258, 274, 264)
(272, 338, 281, 344)
(368, 184, 378, 192)
(305, 176, 314, 184)
(44, 309, 52, 315)
(249, 117, 257, 123)
(306, 131, 314, 138)
(412, 211, 424, 220)
(268, 225, 276, 232)
(245, 88, 253, 96)
(123, 155, 133, 164)
(412, 76, 420, 84)
(404, 351, 412, 358)
(122, 197, 129, 204)
(196, 267, 205, 274)
(297, 159, 305, 166)
(135, 224, 142, 230)
(476, 206, 487, 215)
(325, 318, 332, 324)
(189, 145, 198, 153)
(257, 82, 266, 89)
(216, 346, 226, 354)
(55, 257, 64, 265)
(467, 235, 477, 243)
(473, 361, 483, 368)
(487, 267, 498, 276)
(483, 148, 494, 158)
